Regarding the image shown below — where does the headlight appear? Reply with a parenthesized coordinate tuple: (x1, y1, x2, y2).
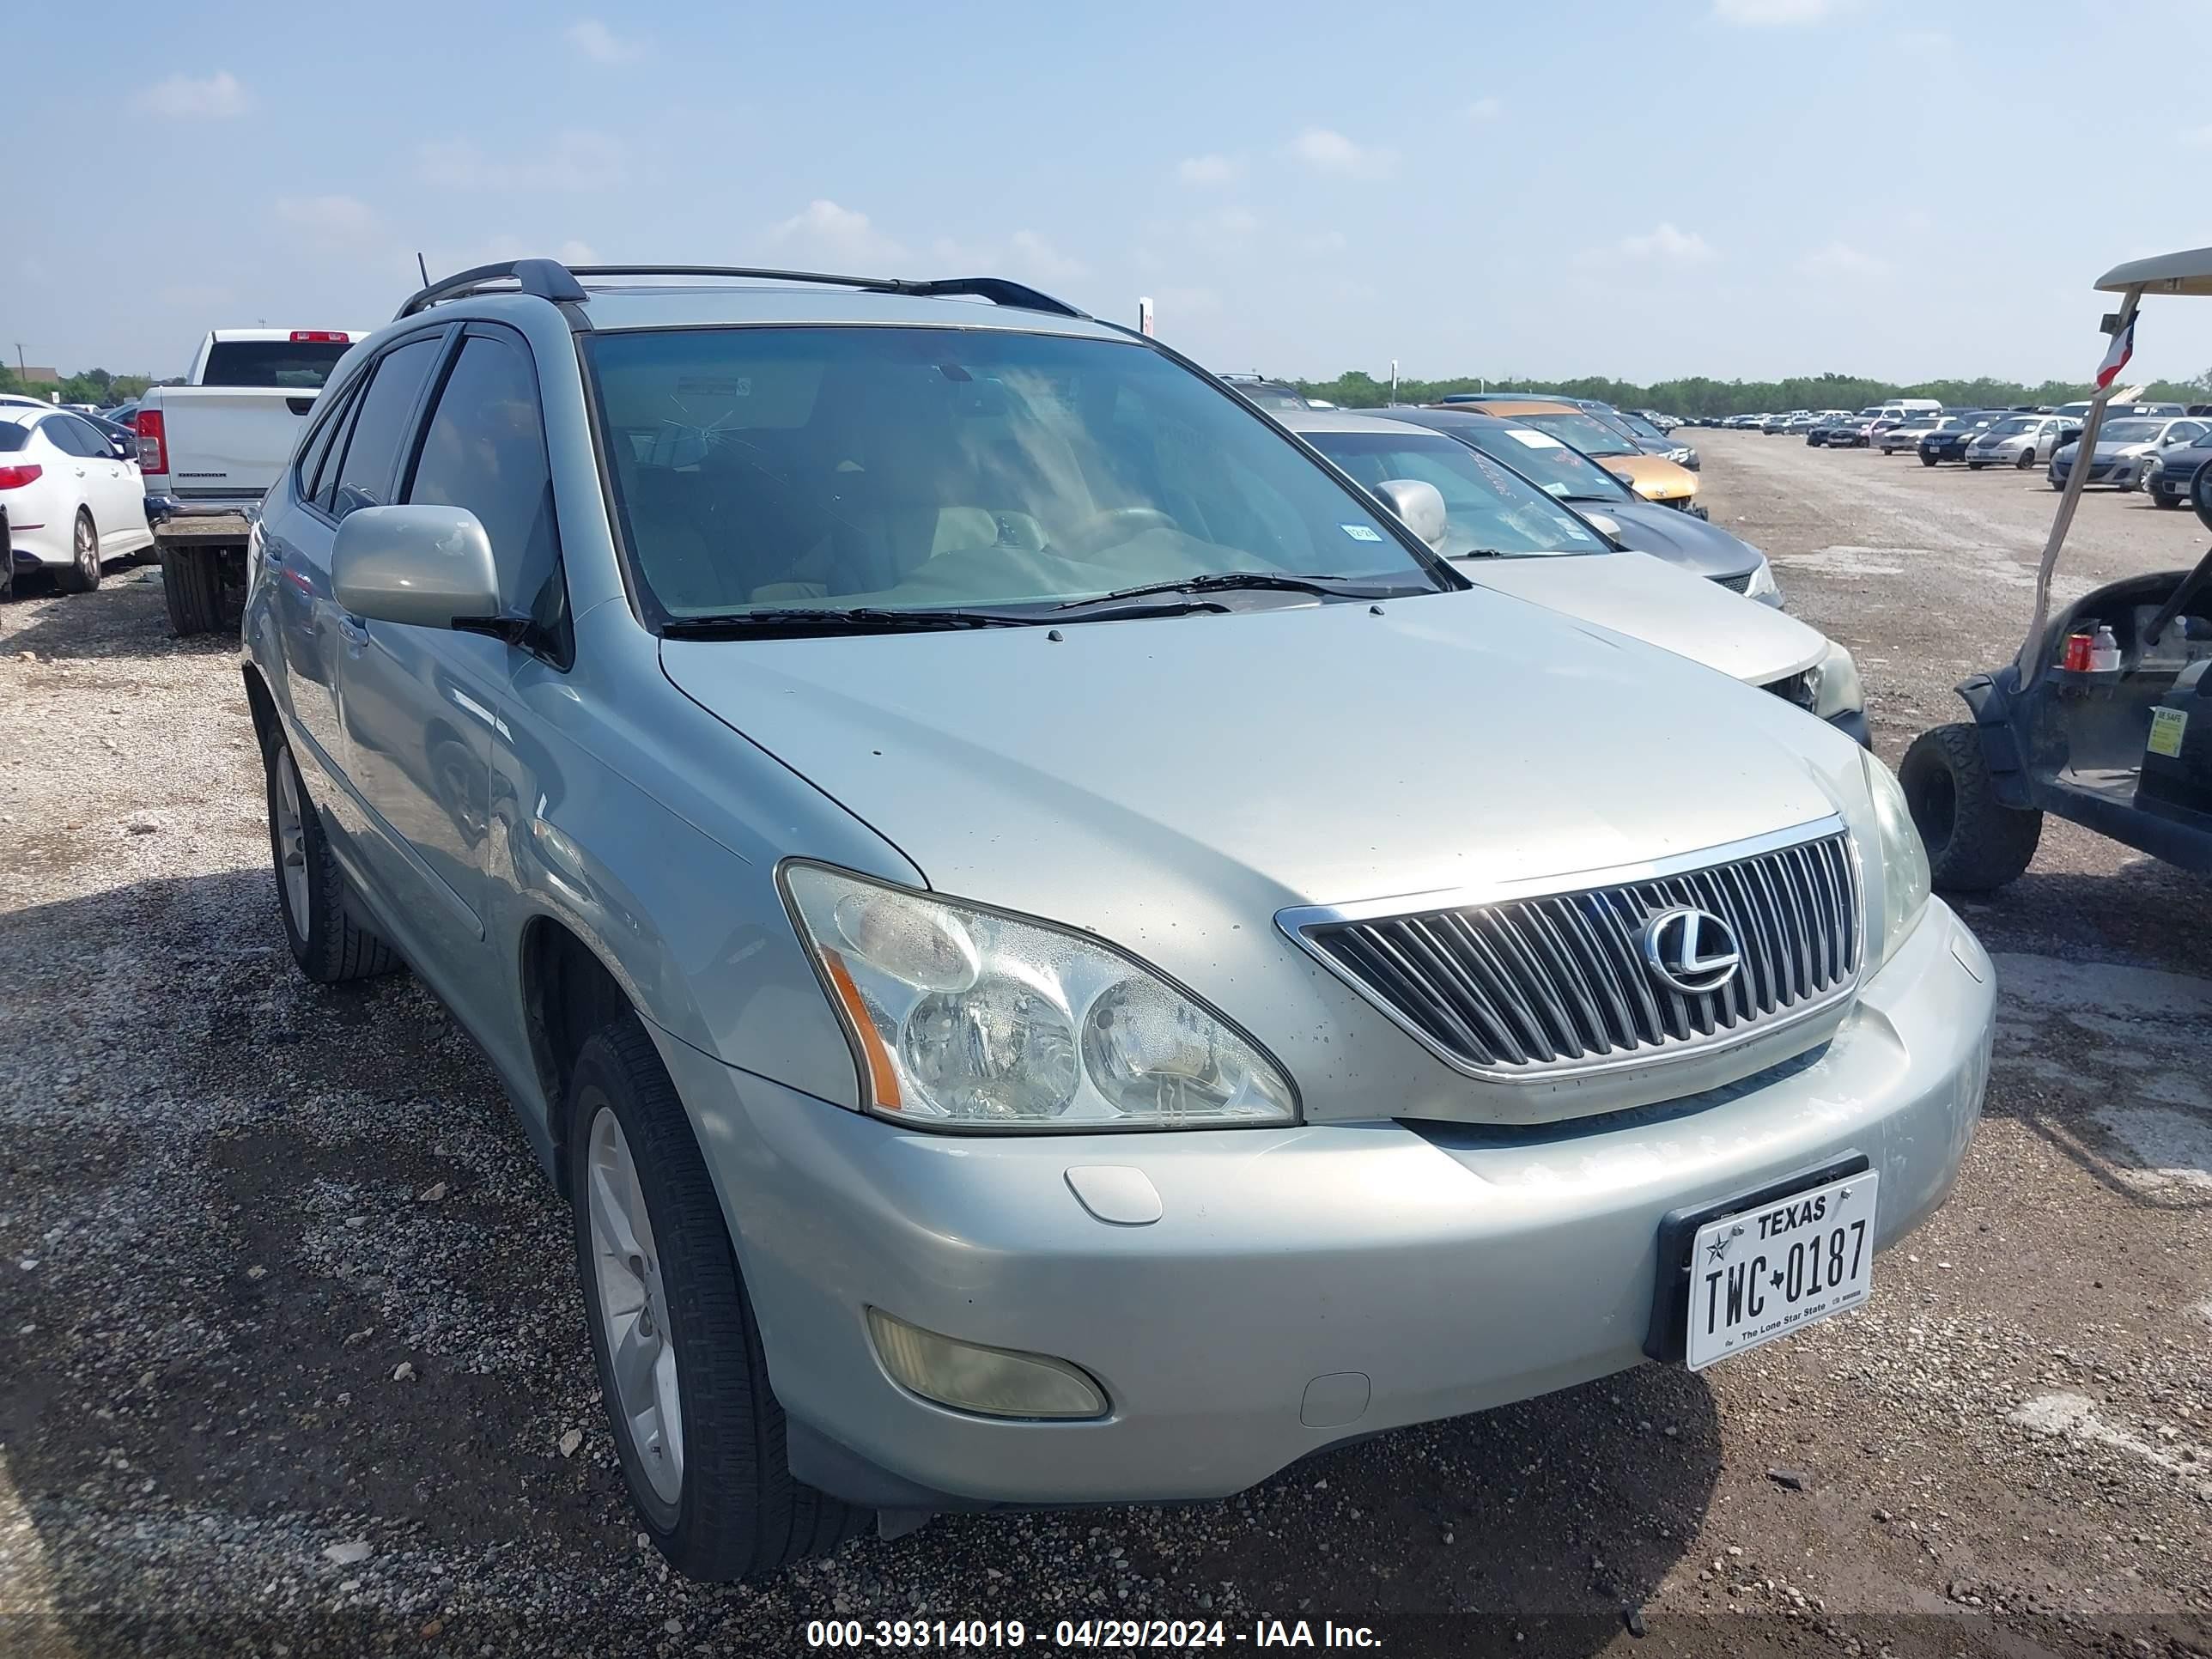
(782, 864, 1297, 1131)
(1806, 640, 1864, 720)
(1861, 750, 1930, 966)
(1741, 559, 1782, 605)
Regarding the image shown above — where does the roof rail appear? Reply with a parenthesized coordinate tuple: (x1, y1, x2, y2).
(395, 260, 1089, 323)
(395, 258, 589, 319)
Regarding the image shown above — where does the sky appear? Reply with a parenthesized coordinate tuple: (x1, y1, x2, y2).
(13, 0, 2212, 390)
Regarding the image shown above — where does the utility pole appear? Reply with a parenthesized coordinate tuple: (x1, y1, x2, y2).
(12, 343, 23, 378)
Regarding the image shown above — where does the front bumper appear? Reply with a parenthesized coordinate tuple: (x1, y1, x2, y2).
(657, 902, 1994, 1509)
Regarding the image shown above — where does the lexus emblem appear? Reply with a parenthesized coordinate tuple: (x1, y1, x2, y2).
(1640, 906, 1741, 995)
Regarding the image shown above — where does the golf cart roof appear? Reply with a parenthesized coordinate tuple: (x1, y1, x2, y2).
(2094, 246, 2212, 296)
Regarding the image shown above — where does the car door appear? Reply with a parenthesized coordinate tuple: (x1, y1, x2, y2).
(333, 323, 561, 965)
(266, 332, 445, 796)
(37, 416, 104, 542)
(58, 416, 145, 554)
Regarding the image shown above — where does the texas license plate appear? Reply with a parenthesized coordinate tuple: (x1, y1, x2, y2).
(1685, 1170, 1878, 1370)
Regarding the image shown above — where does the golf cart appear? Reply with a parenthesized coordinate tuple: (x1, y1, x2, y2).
(1901, 245, 2212, 891)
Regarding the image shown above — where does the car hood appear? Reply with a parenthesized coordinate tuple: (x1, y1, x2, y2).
(1456, 551, 1823, 685)
(660, 592, 1857, 929)
(1598, 453, 1698, 501)
(1573, 498, 1761, 580)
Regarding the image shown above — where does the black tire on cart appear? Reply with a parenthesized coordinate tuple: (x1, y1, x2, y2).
(54, 510, 101, 594)
(162, 544, 238, 636)
(566, 1019, 871, 1582)
(1899, 723, 2044, 893)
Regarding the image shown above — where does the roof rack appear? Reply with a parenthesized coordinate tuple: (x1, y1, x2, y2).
(394, 259, 1088, 323)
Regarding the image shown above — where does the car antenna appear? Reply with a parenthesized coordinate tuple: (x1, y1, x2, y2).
(416, 251, 431, 289)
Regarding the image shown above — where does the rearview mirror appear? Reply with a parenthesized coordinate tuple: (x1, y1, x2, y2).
(332, 504, 501, 630)
(1373, 478, 1448, 550)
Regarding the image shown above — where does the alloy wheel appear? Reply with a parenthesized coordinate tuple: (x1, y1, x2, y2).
(586, 1105, 684, 1506)
(273, 748, 311, 936)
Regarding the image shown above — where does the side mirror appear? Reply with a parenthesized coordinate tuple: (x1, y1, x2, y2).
(112, 439, 136, 461)
(2193, 459, 2212, 533)
(332, 504, 501, 631)
(1582, 511, 1624, 539)
(1373, 478, 1448, 550)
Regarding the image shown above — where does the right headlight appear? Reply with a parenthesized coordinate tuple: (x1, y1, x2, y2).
(1806, 640, 1864, 720)
(781, 864, 1297, 1132)
(1861, 750, 1931, 967)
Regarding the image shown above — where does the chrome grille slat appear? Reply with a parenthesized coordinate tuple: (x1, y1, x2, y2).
(1299, 829, 1862, 1080)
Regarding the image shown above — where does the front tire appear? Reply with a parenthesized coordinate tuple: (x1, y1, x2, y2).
(54, 511, 100, 594)
(2015, 447, 2035, 471)
(2153, 489, 2181, 509)
(568, 1021, 869, 1582)
(1900, 723, 2044, 893)
(260, 724, 400, 982)
(1967, 461, 1986, 471)
(1921, 452, 1938, 467)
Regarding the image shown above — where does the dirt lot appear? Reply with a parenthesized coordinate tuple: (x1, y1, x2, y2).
(2, 436, 2209, 1658)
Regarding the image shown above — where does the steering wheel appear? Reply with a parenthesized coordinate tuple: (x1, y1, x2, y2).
(1054, 506, 1176, 560)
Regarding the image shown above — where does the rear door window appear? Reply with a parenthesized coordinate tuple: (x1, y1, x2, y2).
(325, 337, 442, 519)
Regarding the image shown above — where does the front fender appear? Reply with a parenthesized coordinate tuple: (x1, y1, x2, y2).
(1953, 670, 2036, 809)
(487, 605, 923, 1125)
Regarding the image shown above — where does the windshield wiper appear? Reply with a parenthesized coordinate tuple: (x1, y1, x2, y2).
(660, 606, 1038, 638)
(1052, 571, 1414, 611)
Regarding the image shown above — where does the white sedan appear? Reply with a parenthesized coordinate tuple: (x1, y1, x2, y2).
(0, 407, 154, 597)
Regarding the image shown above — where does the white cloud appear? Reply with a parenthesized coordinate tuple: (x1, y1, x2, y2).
(1577, 222, 1717, 268)
(1465, 95, 1504, 122)
(2185, 124, 2212, 148)
(1006, 230, 1086, 281)
(276, 194, 380, 246)
(1177, 154, 1244, 186)
(1285, 127, 1398, 179)
(1799, 240, 1893, 280)
(1711, 0, 1851, 21)
(417, 131, 626, 191)
(565, 19, 645, 62)
(138, 70, 249, 118)
(768, 200, 908, 265)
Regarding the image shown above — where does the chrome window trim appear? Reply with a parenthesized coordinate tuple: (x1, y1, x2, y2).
(1277, 816, 1863, 1085)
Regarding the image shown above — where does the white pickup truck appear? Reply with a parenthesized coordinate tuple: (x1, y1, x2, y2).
(137, 328, 362, 634)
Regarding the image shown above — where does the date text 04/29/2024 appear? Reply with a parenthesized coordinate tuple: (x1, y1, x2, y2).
(803, 1618, 1384, 1648)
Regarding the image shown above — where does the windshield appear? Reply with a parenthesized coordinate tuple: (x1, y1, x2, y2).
(1301, 430, 1609, 559)
(1454, 423, 1631, 501)
(1507, 410, 1638, 458)
(1984, 417, 2037, 437)
(198, 339, 351, 388)
(586, 325, 1437, 620)
(2098, 419, 2165, 444)
(1611, 410, 1670, 442)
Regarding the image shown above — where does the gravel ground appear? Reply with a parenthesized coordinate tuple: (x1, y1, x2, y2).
(2, 445, 2209, 1658)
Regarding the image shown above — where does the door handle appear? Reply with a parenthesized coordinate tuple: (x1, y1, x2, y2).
(336, 615, 369, 649)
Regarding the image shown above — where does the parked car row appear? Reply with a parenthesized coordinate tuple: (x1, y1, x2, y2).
(0, 399, 153, 593)
(1789, 396, 2212, 496)
(226, 256, 1987, 1581)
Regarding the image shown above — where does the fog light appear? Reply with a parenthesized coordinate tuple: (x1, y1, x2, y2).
(866, 1309, 1108, 1419)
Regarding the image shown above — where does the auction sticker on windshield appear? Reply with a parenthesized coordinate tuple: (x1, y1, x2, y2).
(1686, 1170, 1878, 1370)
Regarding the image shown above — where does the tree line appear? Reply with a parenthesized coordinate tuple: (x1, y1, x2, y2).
(0, 364, 162, 408)
(1291, 368, 2212, 416)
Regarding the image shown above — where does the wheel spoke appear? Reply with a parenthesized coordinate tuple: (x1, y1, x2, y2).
(611, 1313, 659, 1405)
(588, 1158, 645, 1265)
